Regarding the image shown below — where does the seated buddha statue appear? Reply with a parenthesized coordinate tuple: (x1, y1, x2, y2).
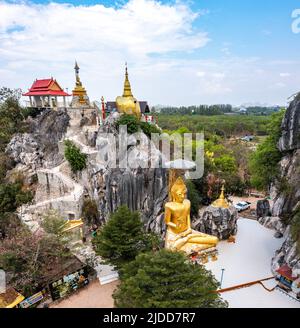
(165, 177, 218, 254)
(115, 65, 141, 118)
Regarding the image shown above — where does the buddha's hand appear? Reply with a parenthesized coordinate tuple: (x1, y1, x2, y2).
(167, 222, 177, 229)
(181, 228, 192, 237)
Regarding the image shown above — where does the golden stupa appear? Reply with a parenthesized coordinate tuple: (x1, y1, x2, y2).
(212, 185, 229, 208)
(72, 61, 89, 105)
(115, 64, 141, 118)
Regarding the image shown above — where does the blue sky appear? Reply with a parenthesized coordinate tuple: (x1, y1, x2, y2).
(1, 0, 300, 105)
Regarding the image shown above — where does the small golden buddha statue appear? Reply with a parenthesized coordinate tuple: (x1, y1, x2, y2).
(116, 64, 141, 118)
(165, 177, 218, 254)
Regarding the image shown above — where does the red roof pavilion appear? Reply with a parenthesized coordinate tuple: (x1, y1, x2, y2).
(23, 78, 70, 97)
(276, 265, 296, 281)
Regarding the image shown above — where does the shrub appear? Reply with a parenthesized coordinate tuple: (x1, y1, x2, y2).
(116, 115, 140, 134)
(140, 121, 160, 137)
(64, 140, 87, 173)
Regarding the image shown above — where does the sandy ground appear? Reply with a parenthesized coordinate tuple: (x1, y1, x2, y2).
(50, 280, 118, 308)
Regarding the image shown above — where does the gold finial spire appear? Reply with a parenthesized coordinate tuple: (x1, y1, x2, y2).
(123, 62, 133, 97)
(212, 184, 229, 208)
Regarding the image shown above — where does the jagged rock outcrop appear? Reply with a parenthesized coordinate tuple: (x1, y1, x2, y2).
(9, 107, 168, 235)
(193, 206, 238, 240)
(278, 96, 300, 152)
(89, 113, 168, 233)
(258, 97, 300, 276)
(6, 109, 70, 169)
(256, 199, 271, 218)
(258, 216, 286, 238)
(271, 227, 300, 277)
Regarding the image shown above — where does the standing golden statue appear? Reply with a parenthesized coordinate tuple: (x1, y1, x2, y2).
(165, 177, 218, 254)
(116, 63, 141, 118)
(72, 61, 89, 105)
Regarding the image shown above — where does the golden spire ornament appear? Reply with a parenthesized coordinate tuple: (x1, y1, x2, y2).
(212, 184, 229, 209)
(123, 62, 133, 97)
(115, 63, 141, 117)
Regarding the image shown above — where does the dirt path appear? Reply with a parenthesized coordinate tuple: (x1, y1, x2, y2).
(50, 280, 118, 308)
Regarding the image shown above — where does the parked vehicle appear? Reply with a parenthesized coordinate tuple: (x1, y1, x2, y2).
(234, 201, 251, 212)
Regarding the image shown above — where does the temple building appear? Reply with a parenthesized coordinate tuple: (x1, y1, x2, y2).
(23, 78, 70, 108)
(106, 64, 150, 116)
(70, 61, 90, 107)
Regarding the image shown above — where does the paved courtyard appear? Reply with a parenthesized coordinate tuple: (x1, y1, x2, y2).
(50, 280, 118, 308)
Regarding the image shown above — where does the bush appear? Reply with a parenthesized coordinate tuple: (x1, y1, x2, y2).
(116, 115, 140, 134)
(64, 140, 87, 173)
(140, 121, 160, 137)
(113, 249, 228, 308)
(93, 205, 161, 270)
(116, 115, 160, 137)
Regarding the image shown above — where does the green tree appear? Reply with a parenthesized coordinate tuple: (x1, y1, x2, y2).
(249, 110, 285, 190)
(81, 198, 99, 225)
(113, 249, 227, 308)
(64, 140, 87, 173)
(41, 210, 68, 239)
(0, 182, 33, 215)
(93, 205, 160, 270)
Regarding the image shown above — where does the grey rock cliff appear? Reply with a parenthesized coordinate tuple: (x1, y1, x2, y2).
(258, 97, 300, 276)
(6, 109, 70, 169)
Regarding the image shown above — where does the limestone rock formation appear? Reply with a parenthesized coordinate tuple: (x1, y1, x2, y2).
(278, 96, 300, 152)
(256, 199, 271, 218)
(258, 97, 300, 276)
(193, 206, 238, 240)
(271, 227, 300, 277)
(6, 107, 168, 235)
(6, 109, 70, 169)
(257, 216, 286, 237)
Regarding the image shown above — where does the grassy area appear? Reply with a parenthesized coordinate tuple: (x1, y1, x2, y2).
(157, 114, 271, 137)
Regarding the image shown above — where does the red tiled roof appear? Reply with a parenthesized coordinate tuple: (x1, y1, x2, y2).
(276, 265, 296, 281)
(23, 78, 71, 96)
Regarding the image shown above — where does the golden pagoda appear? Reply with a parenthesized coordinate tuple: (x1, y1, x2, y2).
(72, 61, 89, 105)
(115, 64, 141, 118)
(212, 184, 229, 208)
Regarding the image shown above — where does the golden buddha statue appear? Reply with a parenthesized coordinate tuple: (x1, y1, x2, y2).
(165, 177, 218, 254)
(211, 184, 229, 208)
(115, 64, 141, 118)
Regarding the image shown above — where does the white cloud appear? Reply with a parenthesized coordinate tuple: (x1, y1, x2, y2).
(196, 71, 206, 77)
(0, 0, 299, 106)
(279, 72, 291, 77)
(0, 0, 211, 102)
